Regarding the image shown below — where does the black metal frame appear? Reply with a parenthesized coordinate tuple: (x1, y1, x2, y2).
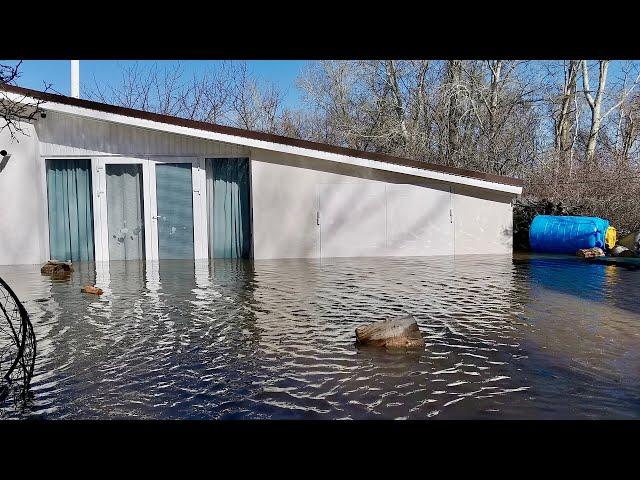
(0, 275, 36, 400)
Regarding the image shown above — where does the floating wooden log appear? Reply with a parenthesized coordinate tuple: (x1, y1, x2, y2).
(355, 315, 424, 349)
(576, 247, 605, 258)
(41, 260, 74, 276)
(81, 285, 103, 295)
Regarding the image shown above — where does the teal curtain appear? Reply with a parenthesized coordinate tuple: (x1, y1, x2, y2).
(206, 158, 252, 259)
(106, 164, 145, 261)
(46, 159, 95, 262)
(156, 163, 194, 260)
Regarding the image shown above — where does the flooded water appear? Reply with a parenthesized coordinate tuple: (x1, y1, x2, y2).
(1, 254, 639, 419)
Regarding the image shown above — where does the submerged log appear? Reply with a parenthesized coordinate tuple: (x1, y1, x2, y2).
(41, 260, 74, 275)
(81, 285, 103, 295)
(576, 247, 605, 258)
(355, 315, 424, 349)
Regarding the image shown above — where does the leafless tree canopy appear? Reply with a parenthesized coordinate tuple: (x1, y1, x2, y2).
(0, 61, 48, 141)
(88, 61, 286, 133)
(82, 59, 640, 233)
(5, 59, 640, 232)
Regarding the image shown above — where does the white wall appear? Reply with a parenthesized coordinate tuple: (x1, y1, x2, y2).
(1, 114, 249, 265)
(250, 148, 514, 260)
(453, 186, 514, 254)
(0, 113, 515, 265)
(0, 122, 48, 265)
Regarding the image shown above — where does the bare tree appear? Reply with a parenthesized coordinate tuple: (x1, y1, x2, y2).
(0, 61, 48, 141)
(582, 60, 640, 167)
(87, 61, 285, 132)
(76, 58, 640, 231)
(555, 60, 580, 154)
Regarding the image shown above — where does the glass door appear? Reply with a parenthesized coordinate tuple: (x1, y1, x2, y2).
(93, 157, 153, 262)
(105, 164, 146, 260)
(93, 157, 206, 262)
(155, 163, 194, 259)
(148, 158, 207, 261)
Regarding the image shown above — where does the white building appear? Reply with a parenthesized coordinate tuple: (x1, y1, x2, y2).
(0, 84, 522, 266)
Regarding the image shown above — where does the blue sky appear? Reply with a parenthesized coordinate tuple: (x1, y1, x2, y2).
(7, 60, 310, 109)
(7, 60, 636, 112)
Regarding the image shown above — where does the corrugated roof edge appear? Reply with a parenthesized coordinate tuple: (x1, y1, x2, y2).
(0, 83, 524, 188)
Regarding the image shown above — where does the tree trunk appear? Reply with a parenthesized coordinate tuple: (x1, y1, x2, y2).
(446, 60, 463, 165)
(555, 60, 579, 153)
(583, 60, 609, 167)
(385, 60, 410, 148)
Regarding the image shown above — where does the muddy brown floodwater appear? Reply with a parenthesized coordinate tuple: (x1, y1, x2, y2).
(1, 253, 639, 419)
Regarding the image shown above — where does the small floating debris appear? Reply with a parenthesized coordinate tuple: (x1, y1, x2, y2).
(81, 285, 103, 295)
(576, 247, 605, 259)
(355, 315, 425, 349)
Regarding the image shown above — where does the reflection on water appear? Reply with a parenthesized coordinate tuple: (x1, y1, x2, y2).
(1, 253, 639, 419)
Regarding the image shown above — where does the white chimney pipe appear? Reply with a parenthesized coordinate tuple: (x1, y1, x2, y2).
(70, 60, 80, 98)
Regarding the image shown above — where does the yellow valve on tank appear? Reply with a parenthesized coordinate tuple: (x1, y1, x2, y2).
(605, 226, 617, 250)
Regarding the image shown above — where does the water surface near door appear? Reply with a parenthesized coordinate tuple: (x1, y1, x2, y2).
(1, 254, 639, 419)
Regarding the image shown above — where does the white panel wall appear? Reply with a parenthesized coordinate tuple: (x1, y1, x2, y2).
(386, 183, 454, 256)
(37, 111, 250, 158)
(0, 113, 515, 265)
(0, 122, 48, 265)
(251, 149, 460, 259)
(319, 183, 387, 258)
(453, 186, 514, 254)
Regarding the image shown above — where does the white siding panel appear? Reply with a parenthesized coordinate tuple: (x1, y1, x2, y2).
(319, 183, 387, 258)
(0, 122, 48, 265)
(454, 186, 513, 254)
(37, 112, 249, 158)
(251, 148, 515, 259)
(251, 149, 460, 259)
(386, 184, 453, 256)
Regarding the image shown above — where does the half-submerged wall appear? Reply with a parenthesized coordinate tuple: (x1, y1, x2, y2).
(1, 112, 250, 265)
(0, 122, 47, 265)
(453, 185, 514, 255)
(0, 111, 516, 265)
(250, 148, 515, 259)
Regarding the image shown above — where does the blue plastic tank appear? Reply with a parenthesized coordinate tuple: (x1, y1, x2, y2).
(529, 215, 610, 253)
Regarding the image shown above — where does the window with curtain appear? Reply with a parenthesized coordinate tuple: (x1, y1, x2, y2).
(46, 159, 95, 262)
(206, 158, 252, 259)
(106, 164, 145, 261)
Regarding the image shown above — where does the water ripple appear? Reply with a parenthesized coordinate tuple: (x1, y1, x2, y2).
(1, 254, 639, 418)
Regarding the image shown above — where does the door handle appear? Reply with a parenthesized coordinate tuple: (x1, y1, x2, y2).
(317, 211, 320, 226)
